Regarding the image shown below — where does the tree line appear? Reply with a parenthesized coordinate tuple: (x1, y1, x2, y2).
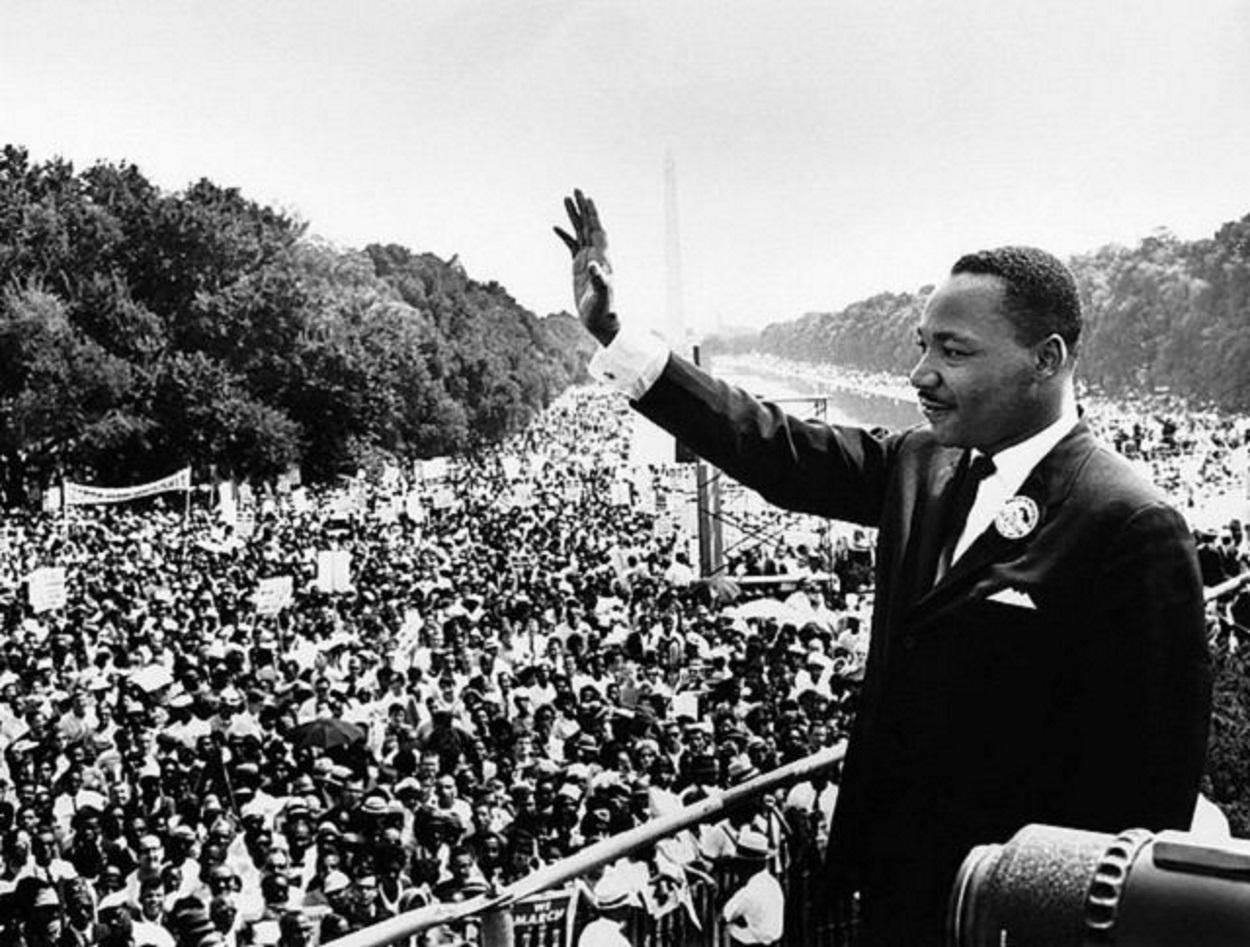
(0, 145, 594, 504)
(707, 218, 1250, 412)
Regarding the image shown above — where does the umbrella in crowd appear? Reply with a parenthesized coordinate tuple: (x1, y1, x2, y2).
(290, 716, 367, 750)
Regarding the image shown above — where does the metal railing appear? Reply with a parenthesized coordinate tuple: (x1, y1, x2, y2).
(326, 744, 850, 947)
(325, 573, 1245, 947)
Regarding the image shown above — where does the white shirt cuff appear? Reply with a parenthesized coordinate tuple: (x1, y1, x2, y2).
(588, 326, 671, 400)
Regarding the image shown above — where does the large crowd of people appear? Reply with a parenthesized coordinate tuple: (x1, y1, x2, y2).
(0, 380, 1245, 947)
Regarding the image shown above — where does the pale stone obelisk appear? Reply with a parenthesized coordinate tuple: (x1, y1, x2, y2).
(665, 149, 687, 353)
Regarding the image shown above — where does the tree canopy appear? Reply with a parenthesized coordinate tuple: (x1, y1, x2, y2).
(0, 145, 592, 502)
(707, 219, 1250, 413)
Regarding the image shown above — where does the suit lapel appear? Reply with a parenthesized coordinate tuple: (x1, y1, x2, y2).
(908, 421, 1096, 620)
(897, 450, 964, 610)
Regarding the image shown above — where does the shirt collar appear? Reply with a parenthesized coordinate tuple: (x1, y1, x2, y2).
(978, 401, 1080, 495)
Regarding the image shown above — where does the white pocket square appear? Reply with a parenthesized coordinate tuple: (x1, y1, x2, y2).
(986, 587, 1037, 609)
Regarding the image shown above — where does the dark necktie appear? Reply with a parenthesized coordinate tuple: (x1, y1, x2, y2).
(934, 453, 996, 583)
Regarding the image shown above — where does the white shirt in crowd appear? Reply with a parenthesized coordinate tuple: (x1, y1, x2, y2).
(576, 917, 631, 947)
(721, 867, 784, 945)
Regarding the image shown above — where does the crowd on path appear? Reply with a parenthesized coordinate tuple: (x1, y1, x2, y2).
(0, 380, 1245, 947)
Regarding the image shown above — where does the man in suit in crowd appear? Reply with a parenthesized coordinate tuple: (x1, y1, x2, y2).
(555, 190, 1211, 946)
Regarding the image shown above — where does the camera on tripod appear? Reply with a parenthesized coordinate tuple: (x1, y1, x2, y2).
(950, 823, 1250, 946)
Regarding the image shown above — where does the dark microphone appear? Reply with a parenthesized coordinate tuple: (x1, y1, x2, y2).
(950, 823, 1250, 946)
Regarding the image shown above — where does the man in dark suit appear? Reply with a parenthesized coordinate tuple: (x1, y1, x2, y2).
(555, 190, 1211, 946)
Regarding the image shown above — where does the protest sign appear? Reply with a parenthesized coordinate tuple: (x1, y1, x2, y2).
(218, 482, 238, 527)
(29, 567, 67, 614)
(636, 484, 657, 515)
(253, 576, 293, 615)
(328, 492, 356, 521)
(404, 491, 426, 523)
(375, 496, 401, 524)
(431, 487, 458, 511)
(65, 468, 191, 507)
(511, 889, 578, 947)
(671, 691, 700, 721)
(235, 509, 256, 540)
(316, 551, 353, 593)
(417, 457, 450, 482)
(277, 464, 302, 492)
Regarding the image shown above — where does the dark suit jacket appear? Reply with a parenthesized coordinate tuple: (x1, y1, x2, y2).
(635, 355, 1212, 945)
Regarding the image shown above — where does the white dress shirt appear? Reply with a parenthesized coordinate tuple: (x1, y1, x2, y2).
(588, 327, 670, 399)
(951, 403, 1079, 565)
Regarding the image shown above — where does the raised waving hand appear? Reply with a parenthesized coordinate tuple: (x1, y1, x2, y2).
(554, 189, 619, 346)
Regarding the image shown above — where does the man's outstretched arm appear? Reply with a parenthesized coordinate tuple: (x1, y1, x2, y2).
(553, 189, 893, 526)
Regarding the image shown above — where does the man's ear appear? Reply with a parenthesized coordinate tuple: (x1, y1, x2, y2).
(1034, 333, 1069, 378)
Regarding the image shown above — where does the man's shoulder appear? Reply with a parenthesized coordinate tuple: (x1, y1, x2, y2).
(1072, 433, 1180, 516)
(888, 425, 962, 472)
(1055, 432, 1198, 559)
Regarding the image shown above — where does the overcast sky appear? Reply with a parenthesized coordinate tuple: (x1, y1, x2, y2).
(3, 0, 1248, 335)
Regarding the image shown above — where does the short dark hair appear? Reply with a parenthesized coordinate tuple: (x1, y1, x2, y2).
(951, 246, 1081, 350)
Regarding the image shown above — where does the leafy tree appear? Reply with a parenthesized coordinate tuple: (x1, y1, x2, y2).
(0, 143, 593, 500)
(147, 351, 300, 482)
(0, 288, 142, 499)
(730, 218, 1250, 413)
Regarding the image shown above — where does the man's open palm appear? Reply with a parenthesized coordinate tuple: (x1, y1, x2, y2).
(554, 189, 619, 346)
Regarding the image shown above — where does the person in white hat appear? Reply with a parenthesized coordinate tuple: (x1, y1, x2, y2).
(721, 828, 783, 946)
(575, 873, 634, 947)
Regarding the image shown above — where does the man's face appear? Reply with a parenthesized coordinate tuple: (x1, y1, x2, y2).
(210, 896, 237, 932)
(356, 876, 378, 907)
(78, 817, 100, 843)
(140, 885, 163, 920)
(33, 830, 57, 865)
(911, 274, 1048, 454)
(451, 852, 475, 881)
(482, 835, 502, 863)
(139, 835, 164, 871)
(472, 804, 492, 832)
